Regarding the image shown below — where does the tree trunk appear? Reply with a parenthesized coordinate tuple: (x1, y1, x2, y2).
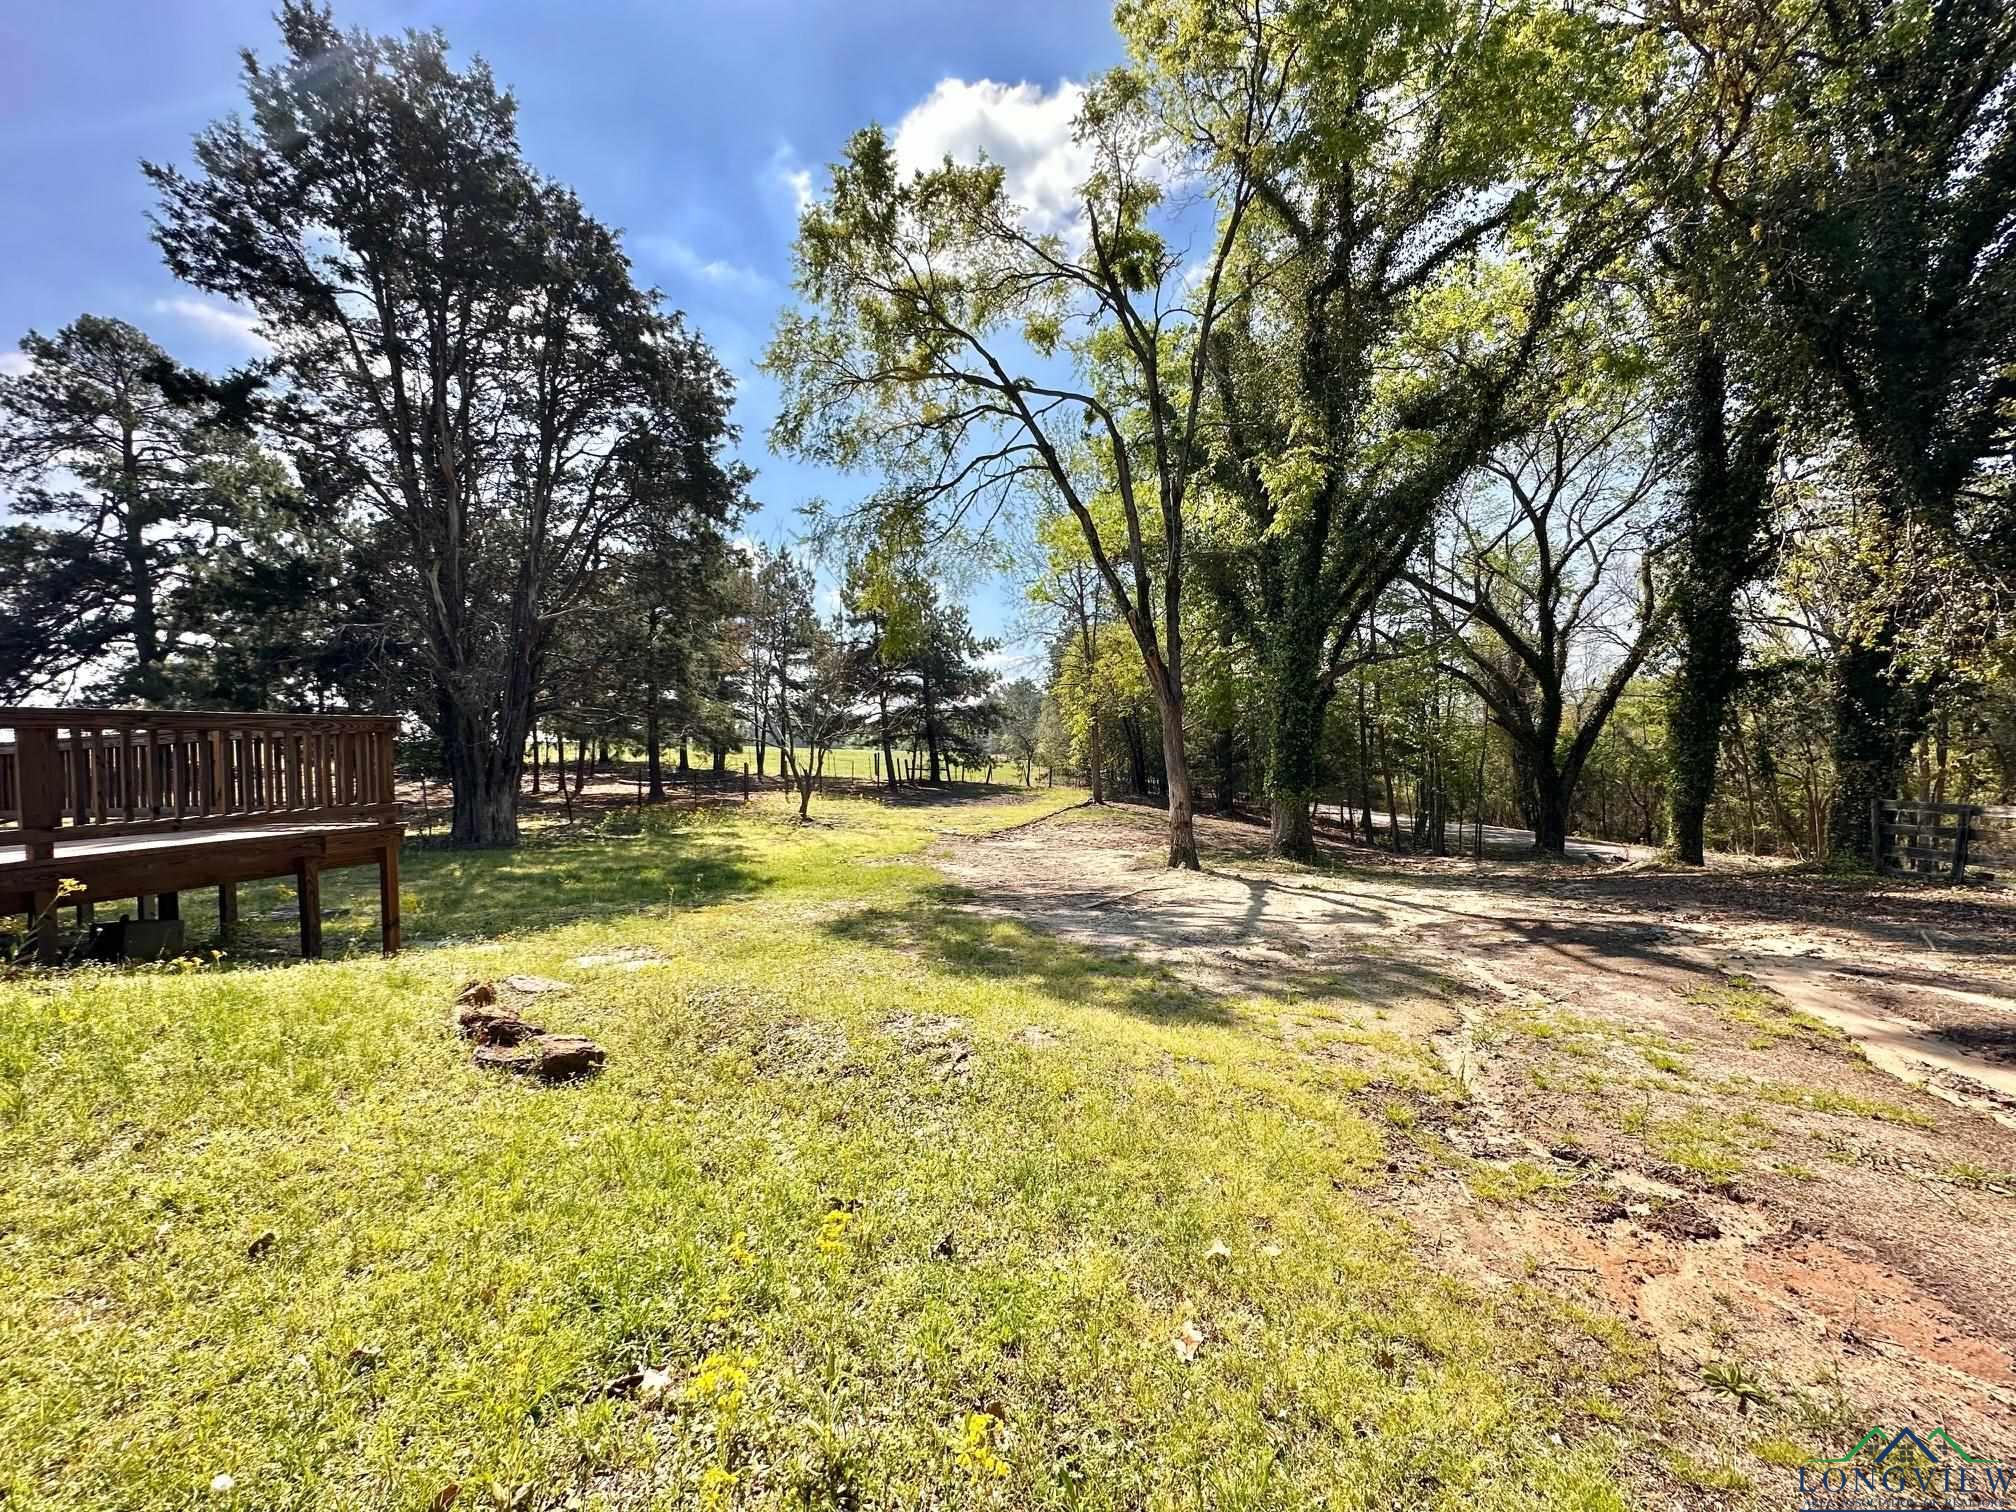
(1156, 692, 1200, 869)
(1270, 788, 1315, 860)
(922, 670, 942, 784)
(1259, 587, 1329, 861)
(1933, 709, 1949, 805)
(447, 750, 520, 846)
(1664, 339, 1777, 865)
(450, 768, 520, 848)
(877, 688, 898, 790)
(1376, 693, 1400, 852)
(1826, 629, 1923, 859)
(1087, 710, 1106, 804)
(442, 689, 524, 847)
(646, 690, 664, 801)
(126, 517, 161, 690)
(1509, 742, 1570, 856)
(118, 425, 167, 701)
(1357, 677, 1375, 845)
(1121, 716, 1147, 796)
(1471, 723, 1487, 859)
(1529, 776, 1569, 855)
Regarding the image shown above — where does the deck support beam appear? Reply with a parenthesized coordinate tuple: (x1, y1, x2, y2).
(30, 890, 57, 966)
(294, 858, 322, 960)
(377, 842, 400, 956)
(217, 882, 238, 945)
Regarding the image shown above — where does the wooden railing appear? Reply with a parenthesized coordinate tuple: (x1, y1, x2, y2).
(1, 708, 400, 860)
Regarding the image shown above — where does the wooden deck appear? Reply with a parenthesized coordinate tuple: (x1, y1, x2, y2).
(1, 707, 403, 963)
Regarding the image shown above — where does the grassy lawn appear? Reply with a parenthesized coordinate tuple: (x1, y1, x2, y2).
(2, 792, 1654, 1510)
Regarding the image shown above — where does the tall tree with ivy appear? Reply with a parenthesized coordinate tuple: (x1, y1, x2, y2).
(1125, 0, 1654, 859)
(1654, 250, 1780, 865)
(1672, 0, 2016, 853)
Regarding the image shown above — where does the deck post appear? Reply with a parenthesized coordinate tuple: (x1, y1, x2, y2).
(294, 858, 323, 960)
(16, 726, 63, 863)
(217, 882, 239, 944)
(377, 842, 400, 956)
(137, 894, 157, 921)
(29, 890, 58, 965)
(156, 892, 180, 922)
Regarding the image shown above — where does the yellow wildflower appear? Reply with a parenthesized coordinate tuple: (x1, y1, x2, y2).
(815, 1209, 852, 1254)
(954, 1412, 1008, 1480)
(698, 1465, 738, 1510)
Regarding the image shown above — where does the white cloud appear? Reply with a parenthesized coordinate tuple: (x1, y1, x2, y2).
(152, 297, 271, 354)
(636, 235, 771, 295)
(766, 144, 817, 216)
(892, 78, 1091, 234)
(784, 167, 816, 214)
(979, 645, 1045, 678)
(0, 350, 30, 377)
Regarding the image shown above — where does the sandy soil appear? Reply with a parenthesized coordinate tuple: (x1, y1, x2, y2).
(935, 803, 2016, 1469)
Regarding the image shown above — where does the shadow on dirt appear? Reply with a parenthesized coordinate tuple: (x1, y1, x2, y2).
(821, 884, 1238, 1026)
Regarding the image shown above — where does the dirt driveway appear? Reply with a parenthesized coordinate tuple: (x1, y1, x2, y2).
(937, 804, 2016, 1470)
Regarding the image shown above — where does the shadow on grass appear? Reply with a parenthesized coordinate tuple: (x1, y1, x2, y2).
(145, 826, 764, 964)
(820, 884, 1234, 1026)
(865, 782, 1061, 810)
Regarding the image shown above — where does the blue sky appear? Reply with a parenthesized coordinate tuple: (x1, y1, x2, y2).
(0, 0, 1125, 661)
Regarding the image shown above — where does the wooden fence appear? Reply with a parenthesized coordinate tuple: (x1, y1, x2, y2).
(1871, 798, 1987, 881)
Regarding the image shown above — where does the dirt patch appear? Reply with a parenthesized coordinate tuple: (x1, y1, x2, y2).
(935, 807, 2016, 1461)
(571, 946, 669, 971)
(754, 1020, 859, 1079)
(882, 1013, 974, 1079)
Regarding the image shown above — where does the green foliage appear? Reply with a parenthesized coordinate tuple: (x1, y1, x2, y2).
(0, 316, 279, 703)
(146, 2, 748, 843)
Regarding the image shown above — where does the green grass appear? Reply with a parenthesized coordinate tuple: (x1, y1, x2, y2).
(1734, 1079, 1935, 1128)
(1684, 974, 1853, 1055)
(1620, 1101, 1768, 1182)
(1940, 1160, 2016, 1190)
(1467, 1159, 1577, 1205)
(2, 791, 1654, 1510)
(1639, 1047, 1691, 1078)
